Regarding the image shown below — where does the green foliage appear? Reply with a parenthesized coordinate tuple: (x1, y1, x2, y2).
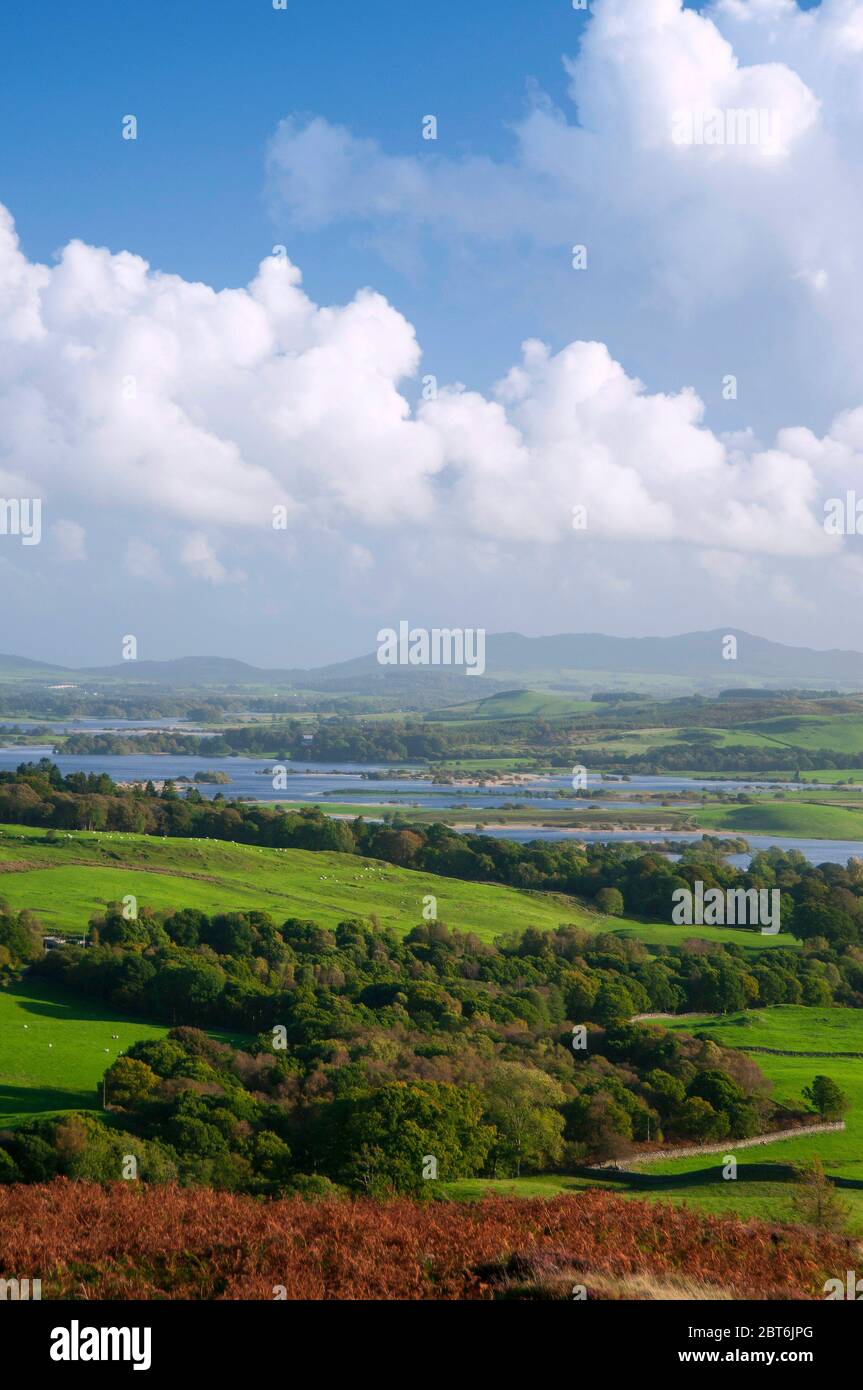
(802, 1075, 850, 1121)
(790, 1155, 851, 1232)
(595, 887, 625, 917)
(484, 1063, 565, 1177)
(103, 1056, 159, 1108)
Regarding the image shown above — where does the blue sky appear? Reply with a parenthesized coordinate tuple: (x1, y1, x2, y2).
(2, 0, 859, 669)
(0, 0, 592, 396)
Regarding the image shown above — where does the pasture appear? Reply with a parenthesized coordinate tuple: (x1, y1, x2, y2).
(445, 1006, 863, 1232)
(0, 824, 797, 952)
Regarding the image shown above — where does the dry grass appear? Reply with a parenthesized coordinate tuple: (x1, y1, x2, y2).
(0, 1181, 855, 1300)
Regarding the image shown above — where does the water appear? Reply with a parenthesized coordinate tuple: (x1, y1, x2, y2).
(0, 747, 411, 802)
(0, 748, 813, 807)
(1, 745, 861, 866)
(469, 826, 863, 867)
(0, 748, 702, 810)
(0, 718, 205, 733)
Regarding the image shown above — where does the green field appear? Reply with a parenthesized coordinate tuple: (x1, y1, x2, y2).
(739, 713, 863, 755)
(0, 824, 585, 943)
(438, 1172, 863, 1229)
(0, 977, 248, 1129)
(635, 1007, 863, 1227)
(436, 690, 602, 721)
(694, 800, 863, 839)
(444, 1006, 863, 1230)
(0, 823, 798, 952)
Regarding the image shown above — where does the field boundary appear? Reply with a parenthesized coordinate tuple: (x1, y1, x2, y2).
(589, 1120, 846, 1168)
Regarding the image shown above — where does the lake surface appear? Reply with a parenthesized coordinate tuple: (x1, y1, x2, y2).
(470, 826, 863, 867)
(0, 748, 821, 804)
(0, 718, 205, 733)
(1, 746, 861, 866)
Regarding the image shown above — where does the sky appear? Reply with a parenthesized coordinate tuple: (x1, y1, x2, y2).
(0, 0, 860, 669)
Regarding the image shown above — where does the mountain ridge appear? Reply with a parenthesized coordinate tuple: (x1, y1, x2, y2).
(2, 628, 863, 686)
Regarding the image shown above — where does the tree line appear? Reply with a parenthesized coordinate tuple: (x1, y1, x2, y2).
(2, 907, 849, 1194)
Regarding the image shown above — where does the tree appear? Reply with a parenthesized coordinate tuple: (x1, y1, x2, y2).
(790, 1156, 850, 1232)
(674, 1096, 727, 1142)
(327, 1081, 494, 1196)
(566, 1089, 633, 1163)
(595, 887, 625, 917)
(0, 909, 44, 965)
(103, 1056, 159, 1109)
(252, 1131, 293, 1186)
(802, 1075, 850, 1121)
(593, 979, 639, 1026)
(484, 1063, 565, 1177)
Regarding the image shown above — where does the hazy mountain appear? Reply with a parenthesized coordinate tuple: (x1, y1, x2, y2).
(77, 657, 275, 684)
(304, 629, 863, 686)
(0, 653, 67, 676)
(480, 629, 863, 681)
(3, 629, 863, 688)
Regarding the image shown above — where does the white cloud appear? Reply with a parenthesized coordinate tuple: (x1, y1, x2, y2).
(0, 196, 854, 580)
(421, 336, 834, 558)
(49, 519, 87, 562)
(266, 0, 863, 403)
(180, 533, 245, 586)
(125, 539, 170, 585)
(7, 0, 863, 654)
(0, 207, 445, 541)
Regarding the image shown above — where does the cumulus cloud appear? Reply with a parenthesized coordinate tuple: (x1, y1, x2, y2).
(6, 0, 863, 657)
(0, 205, 445, 542)
(422, 336, 836, 557)
(125, 538, 170, 585)
(266, 0, 863, 406)
(0, 195, 853, 578)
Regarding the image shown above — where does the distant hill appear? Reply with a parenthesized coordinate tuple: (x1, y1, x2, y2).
(77, 657, 274, 684)
(0, 653, 65, 675)
(479, 629, 863, 682)
(4, 628, 863, 690)
(301, 629, 863, 690)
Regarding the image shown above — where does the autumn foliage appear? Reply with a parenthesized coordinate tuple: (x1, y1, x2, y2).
(0, 1181, 853, 1300)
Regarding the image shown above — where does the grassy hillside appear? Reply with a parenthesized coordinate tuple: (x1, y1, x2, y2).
(739, 713, 863, 755)
(0, 824, 798, 951)
(0, 977, 247, 1129)
(694, 800, 863, 839)
(631, 1007, 863, 1228)
(0, 825, 581, 943)
(455, 690, 601, 720)
(447, 1007, 863, 1231)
